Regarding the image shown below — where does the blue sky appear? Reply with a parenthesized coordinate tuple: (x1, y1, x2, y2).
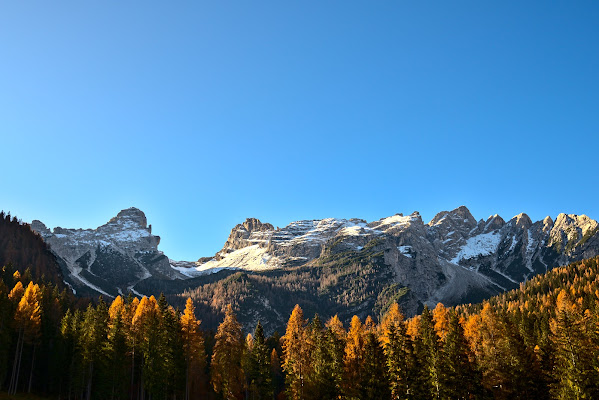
(1, 2, 598, 260)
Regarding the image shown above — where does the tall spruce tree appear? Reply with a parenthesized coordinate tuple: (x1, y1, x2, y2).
(105, 300, 128, 400)
(80, 298, 109, 400)
(550, 290, 598, 399)
(211, 304, 245, 400)
(282, 304, 309, 400)
(343, 315, 365, 400)
(380, 303, 413, 399)
(304, 315, 337, 400)
(181, 297, 206, 400)
(361, 331, 390, 399)
(440, 310, 481, 399)
(419, 306, 441, 399)
(324, 315, 345, 398)
(245, 321, 273, 400)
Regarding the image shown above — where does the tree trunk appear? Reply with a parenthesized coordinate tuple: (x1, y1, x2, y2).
(185, 366, 189, 400)
(9, 330, 22, 395)
(86, 362, 94, 400)
(131, 340, 136, 400)
(10, 330, 25, 395)
(28, 345, 36, 392)
(15, 337, 24, 394)
(68, 355, 75, 400)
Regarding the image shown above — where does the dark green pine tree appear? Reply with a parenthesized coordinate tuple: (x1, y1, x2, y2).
(0, 279, 11, 391)
(246, 321, 273, 400)
(550, 290, 599, 399)
(502, 316, 547, 400)
(164, 305, 187, 399)
(141, 296, 173, 400)
(67, 309, 86, 399)
(359, 331, 390, 400)
(324, 316, 345, 399)
(440, 310, 482, 400)
(38, 283, 67, 395)
(303, 315, 337, 400)
(383, 322, 413, 400)
(419, 306, 442, 399)
(80, 298, 109, 400)
(104, 309, 129, 400)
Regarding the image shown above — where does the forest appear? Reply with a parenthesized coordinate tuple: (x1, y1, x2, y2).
(1, 255, 599, 399)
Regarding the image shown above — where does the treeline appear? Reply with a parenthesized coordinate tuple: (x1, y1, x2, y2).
(2, 256, 599, 399)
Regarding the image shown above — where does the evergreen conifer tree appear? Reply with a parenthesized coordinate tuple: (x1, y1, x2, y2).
(282, 304, 309, 400)
(211, 304, 245, 400)
(181, 297, 206, 400)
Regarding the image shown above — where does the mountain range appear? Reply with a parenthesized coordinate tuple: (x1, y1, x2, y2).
(30, 206, 599, 331)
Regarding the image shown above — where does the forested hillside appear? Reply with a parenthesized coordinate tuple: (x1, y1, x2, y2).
(1, 256, 599, 399)
(0, 212, 65, 287)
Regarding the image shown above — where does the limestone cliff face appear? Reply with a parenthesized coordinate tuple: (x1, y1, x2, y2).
(31, 207, 183, 297)
(190, 206, 599, 313)
(216, 218, 274, 259)
(30, 206, 599, 332)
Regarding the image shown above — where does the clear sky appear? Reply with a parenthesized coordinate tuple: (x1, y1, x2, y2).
(1, 2, 598, 261)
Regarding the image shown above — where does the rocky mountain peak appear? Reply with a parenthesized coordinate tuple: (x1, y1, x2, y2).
(29, 207, 179, 298)
(548, 213, 599, 253)
(107, 207, 148, 228)
(510, 213, 532, 230)
(239, 218, 275, 233)
(429, 205, 474, 227)
(218, 218, 275, 258)
(31, 220, 50, 236)
(28, 205, 599, 332)
(484, 214, 505, 232)
(542, 216, 554, 232)
(552, 214, 597, 234)
(453, 205, 475, 221)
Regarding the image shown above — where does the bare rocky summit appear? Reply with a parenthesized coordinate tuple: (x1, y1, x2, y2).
(30, 205, 599, 331)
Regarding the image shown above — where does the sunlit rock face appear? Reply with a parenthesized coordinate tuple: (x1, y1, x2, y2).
(31, 205, 599, 332)
(177, 206, 599, 308)
(31, 207, 184, 298)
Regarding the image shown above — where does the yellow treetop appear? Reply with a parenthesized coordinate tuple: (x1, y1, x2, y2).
(463, 314, 483, 355)
(433, 303, 450, 341)
(282, 304, 307, 365)
(15, 282, 42, 343)
(326, 314, 346, 341)
(364, 315, 376, 333)
(345, 315, 365, 363)
(282, 304, 309, 400)
(181, 298, 200, 331)
(246, 333, 254, 351)
(109, 295, 125, 321)
(380, 302, 405, 345)
(556, 288, 576, 312)
(8, 281, 24, 302)
(181, 298, 205, 370)
(406, 315, 421, 339)
(133, 296, 158, 329)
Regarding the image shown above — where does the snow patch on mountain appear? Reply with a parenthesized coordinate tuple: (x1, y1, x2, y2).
(398, 245, 414, 258)
(451, 232, 502, 264)
(175, 245, 281, 276)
